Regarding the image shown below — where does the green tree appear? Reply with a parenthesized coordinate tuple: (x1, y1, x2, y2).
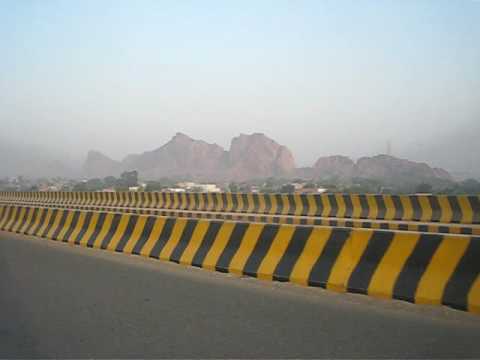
(280, 184, 295, 193)
(85, 178, 104, 191)
(415, 182, 433, 194)
(229, 182, 239, 192)
(145, 181, 167, 192)
(118, 171, 138, 188)
(103, 176, 118, 188)
(73, 182, 87, 191)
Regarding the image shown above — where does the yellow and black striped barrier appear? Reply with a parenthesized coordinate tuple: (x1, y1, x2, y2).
(1, 191, 479, 224)
(0, 204, 479, 314)
(2, 201, 478, 236)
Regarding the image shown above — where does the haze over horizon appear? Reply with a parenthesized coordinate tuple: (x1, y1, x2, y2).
(1, 0, 479, 175)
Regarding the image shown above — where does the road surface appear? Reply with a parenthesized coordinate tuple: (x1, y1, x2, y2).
(1, 231, 479, 358)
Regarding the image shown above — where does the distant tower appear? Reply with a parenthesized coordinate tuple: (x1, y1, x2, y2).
(386, 140, 392, 156)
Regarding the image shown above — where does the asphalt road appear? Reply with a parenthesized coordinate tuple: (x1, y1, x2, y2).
(1, 231, 480, 358)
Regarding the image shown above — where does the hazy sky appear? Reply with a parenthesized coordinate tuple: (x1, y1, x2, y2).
(1, 0, 479, 167)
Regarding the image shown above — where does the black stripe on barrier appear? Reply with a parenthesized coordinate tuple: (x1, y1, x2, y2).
(439, 225, 450, 234)
(410, 196, 422, 222)
(418, 225, 428, 232)
(170, 219, 198, 263)
(343, 195, 353, 218)
(275, 194, 283, 215)
(313, 194, 323, 216)
(0, 205, 11, 230)
(203, 193, 209, 211)
(241, 193, 249, 212)
(347, 231, 394, 294)
(221, 193, 228, 212)
(251, 193, 259, 213)
(191, 221, 223, 267)
(132, 216, 156, 255)
(4, 207, 19, 231)
(393, 233, 443, 302)
(264, 194, 272, 214)
(215, 222, 249, 272)
(74, 212, 93, 245)
(15, 207, 31, 233)
(230, 194, 238, 213)
(448, 196, 462, 223)
(243, 224, 279, 277)
(429, 196, 441, 222)
(328, 194, 338, 218)
(100, 213, 122, 249)
(23, 208, 40, 234)
(274, 226, 313, 281)
(86, 213, 107, 247)
(60, 211, 80, 242)
(300, 195, 309, 216)
(442, 237, 480, 311)
(391, 195, 403, 221)
(211, 193, 218, 211)
(287, 194, 296, 216)
(308, 228, 351, 288)
(358, 195, 369, 219)
(40, 209, 59, 237)
(375, 195, 386, 220)
(31, 209, 49, 236)
(148, 218, 176, 259)
(380, 223, 389, 230)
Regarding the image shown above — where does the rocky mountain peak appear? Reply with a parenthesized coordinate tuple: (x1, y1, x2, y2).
(227, 133, 296, 179)
(82, 133, 454, 185)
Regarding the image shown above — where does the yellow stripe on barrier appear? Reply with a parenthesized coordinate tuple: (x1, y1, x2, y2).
(257, 226, 295, 280)
(67, 212, 87, 244)
(56, 211, 75, 241)
(368, 232, 419, 299)
(19, 207, 35, 234)
(11, 207, 26, 233)
(229, 223, 264, 275)
(92, 213, 115, 248)
(290, 227, 332, 285)
(415, 236, 470, 305)
(179, 220, 210, 265)
(35, 209, 54, 236)
(79, 212, 100, 246)
(202, 222, 235, 271)
(418, 196, 433, 222)
(106, 214, 131, 251)
(140, 217, 167, 257)
(46, 210, 64, 239)
(159, 218, 188, 260)
(327, 230, 371, 292)
(458, 197, 473, 224)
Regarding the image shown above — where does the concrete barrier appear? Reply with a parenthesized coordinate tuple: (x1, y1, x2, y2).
(1, 204, 478, 314)
(1, 201, 478, 236)
(1, 191, 480, 224)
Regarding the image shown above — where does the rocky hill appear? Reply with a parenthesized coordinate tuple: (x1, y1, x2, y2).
(356, 155, 453, 183)
(122, 133, 227, 179)
(83, 150, 123, 179)
(308, 154, 453, 188)
(82, 133, 453, 185)
(83, 133, 295, 181)
(226, 133, 295, 179)
(313, 155, 356, 180)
